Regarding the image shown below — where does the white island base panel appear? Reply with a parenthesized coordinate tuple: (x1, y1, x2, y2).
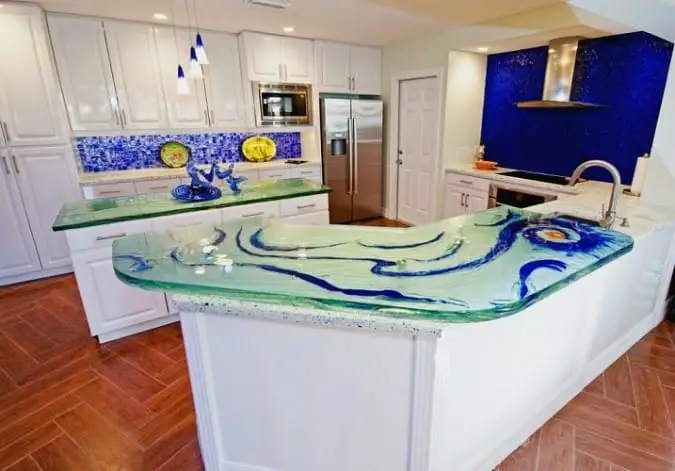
(178, 223, 675, 471)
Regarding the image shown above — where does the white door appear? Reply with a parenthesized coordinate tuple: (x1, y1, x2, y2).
(48, 15, 120, 131)
(281, 37, 314, 83)
(0, 152, 41, 278)
(12, 146, 81, 270)
(350, 46, 382, 95)
(201, 32, 246, 128)
(71, 247, 169, 336)
(315, 41, 351, 92)
(397, 77, 440, 225)
(444, 187, 466, 218)
(465, 191, 488, 214)
(104, 21, 168, 129)
(154, 27, 209, 129)
(242, 32, 282, 82)
(0, 5, 67, 146)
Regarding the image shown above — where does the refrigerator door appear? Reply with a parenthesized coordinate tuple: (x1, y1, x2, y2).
(351, 99, 384, 221)
(321, 98, 353, 223)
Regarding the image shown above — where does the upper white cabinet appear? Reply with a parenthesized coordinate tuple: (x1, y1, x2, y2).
(0, 5, 67, 146)
(315, 41, 382, 94)
(48, 15, 120, 131)
(105, 20, 168, 130)
(200, 31, 246, 128)
(241, 32, 314, 83)
(154, 27, 209, 129)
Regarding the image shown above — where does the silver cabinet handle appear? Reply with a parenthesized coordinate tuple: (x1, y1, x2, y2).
(209, 110, 215, 126)
(462, 193, 468, 208)
(459, 179, 473, 185)
(114, 109, 120, 126)
(267, 174, 283, 178)
(149, 185, 170, 191)
(300, 170, 314, 175)
(204, 109, 210, 126)
(1, 156, 9, 175)
(347, 117, 354, 196)
(10, 155, 19, 174)
(242, 211, 265, 218)
(96, 232, 127, 241)
(99, 190, 121, 196)
(2, 122, 10, 143)
(351, 77, 355, 91)
(353, 117, 359, 195)
(120, 109, 127, 127)
(297, 203, 316, 210)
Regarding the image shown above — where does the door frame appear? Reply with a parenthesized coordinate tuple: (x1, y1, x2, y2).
(385, 67, 445, 223)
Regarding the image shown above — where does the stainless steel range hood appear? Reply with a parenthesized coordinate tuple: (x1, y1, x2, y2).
(516, 37, 601, 109)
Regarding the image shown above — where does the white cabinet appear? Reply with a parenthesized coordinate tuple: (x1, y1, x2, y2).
(283, 210, 329, 225)
(48, 15, 120, 131)
(0, 152, 42, 278)
(444, 186, 466, 218)
(315, 41, 382, 94)
(465, 192, 489, 214)
(12, 147, 81, 270)
(134, 178, 181, 195)
(0, 5, 67, 146)
(291, 163, 322, 183)
(241, 32, 313, 83)
(259, 168, 292, 181)
(104, 20, 168, 129)
(201, 31, 246, 128)
(444, 173, 490, 217)
(154, 27, 209, 129)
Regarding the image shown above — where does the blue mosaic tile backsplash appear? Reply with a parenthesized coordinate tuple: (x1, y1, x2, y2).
(76, 132, 302, 173)
(481, 32, 673, 183)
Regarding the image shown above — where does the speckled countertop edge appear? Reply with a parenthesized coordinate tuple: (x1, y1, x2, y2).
(171, 294, 443, 338)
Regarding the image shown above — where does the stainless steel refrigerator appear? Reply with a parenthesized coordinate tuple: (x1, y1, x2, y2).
(320, 95, 384, 223)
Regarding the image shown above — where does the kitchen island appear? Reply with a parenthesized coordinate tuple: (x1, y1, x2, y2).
(52, 178, 330, 342)
(112, 206, 675, 471)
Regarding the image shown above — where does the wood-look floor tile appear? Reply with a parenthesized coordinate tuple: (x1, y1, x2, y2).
(144, 375, 192, 414)
(132, 326, 183, 356)
(74, 376, 154, 435)
(495, 431, 539, 471)
(4, 456, 43, 471)
(662, 386, 675, 432)
(575, 427, 674, 471)
(584, 375, 606, 397)
(0, 332, 40, 383)
(23, 304, 86, 344)
(631, 363, 674, 437)
(36, 291, 89, 332)
(156, 357, 189, 385)
(55, 403, 142, 470)
(641, 331, 674, 350)
(575, 452, 611, 471)
(604, 356, 636, 407)
(94, 355, 165, 403)
(629, 343, 675, 374)
(0, 367, 17, 397)
(166, 343, 186, 362)
(656, 369, 675, 388)
(137, 416, 197, 471)
(107, 337, 176, 381)
(0, 422, 62, 469)
(536, 419, 574, 471)
(569, 391, 639, 427)
(156, 439, 204, 471)
(32, 433, 103, 471)
(135, 396, 195, 448)
(2, 318, 60, 363)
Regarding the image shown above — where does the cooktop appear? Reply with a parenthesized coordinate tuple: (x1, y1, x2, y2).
(500, 170, 570, 185)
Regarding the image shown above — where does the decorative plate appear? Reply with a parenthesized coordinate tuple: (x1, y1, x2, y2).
(242, 136, 277, 163)
(160, 141, 190, 168)
(171, 184, 222, 202)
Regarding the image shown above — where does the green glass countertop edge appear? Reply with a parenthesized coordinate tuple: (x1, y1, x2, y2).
(52, 178, 332, 231)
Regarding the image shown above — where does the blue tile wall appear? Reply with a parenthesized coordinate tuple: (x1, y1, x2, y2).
(480, 32, 673, 183)
(76, 131, 302, 173)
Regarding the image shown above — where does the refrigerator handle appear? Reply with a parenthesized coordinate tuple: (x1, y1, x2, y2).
(347, 117, 354, 196)
(353, 117, 358, 195)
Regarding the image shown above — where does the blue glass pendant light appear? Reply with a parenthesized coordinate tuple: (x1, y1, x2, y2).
(195, 32, 209, 65)
(188, 46, 203, 78)
(177, 64, 190, 95)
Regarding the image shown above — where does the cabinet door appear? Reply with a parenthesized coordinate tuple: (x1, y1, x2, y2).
(154, 27, 209, 129)
(242, 32, 282, 82)
(444, 186, 465, 218)
(350, 46, 382, 95)
(12, 147, 81, 270)
(104, 21, 168, 129)
(281, 37, 314, 83)
(48, 15, 120, 132)
(315, 41, 350, 92)
(71, 247, 169, 336)
(0, 5, 67, 146)
(0, 153, 41, 278)
(201, 32, 246, 128)
(465, 191, 488, 214)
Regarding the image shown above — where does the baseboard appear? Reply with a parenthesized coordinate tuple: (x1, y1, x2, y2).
(97, 315, 179, 343)
(0, 266, 73, 287)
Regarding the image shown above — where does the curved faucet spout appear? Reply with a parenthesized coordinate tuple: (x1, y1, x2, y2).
(568, 160, 622, 228)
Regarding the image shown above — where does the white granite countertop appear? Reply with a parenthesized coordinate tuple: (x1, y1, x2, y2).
(79, 159, 321, 186)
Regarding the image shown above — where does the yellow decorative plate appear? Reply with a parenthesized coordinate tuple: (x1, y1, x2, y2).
(159, 141, 190, 168)
(242, 136, 277, 163)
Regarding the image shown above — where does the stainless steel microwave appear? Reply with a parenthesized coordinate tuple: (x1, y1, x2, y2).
(253, 82, 313, 126)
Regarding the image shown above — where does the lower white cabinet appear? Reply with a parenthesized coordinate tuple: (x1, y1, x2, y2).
(465, 191, 489, 213)
(283, 210, 330, 225)
(444, 184, 489, 217)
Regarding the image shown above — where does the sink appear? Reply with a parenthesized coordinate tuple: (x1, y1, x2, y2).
(553, 213, 602, 227)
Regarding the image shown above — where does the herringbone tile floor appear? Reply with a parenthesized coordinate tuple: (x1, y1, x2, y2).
(1, 272, 675, 470)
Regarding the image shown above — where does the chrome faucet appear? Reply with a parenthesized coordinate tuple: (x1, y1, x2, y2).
(568, 160, 622, 228)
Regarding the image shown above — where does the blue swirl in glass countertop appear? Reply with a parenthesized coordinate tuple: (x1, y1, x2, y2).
(112, 207, 634, 323)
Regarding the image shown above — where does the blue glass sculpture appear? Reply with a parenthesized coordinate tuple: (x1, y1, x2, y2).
(172, 163, 248, 202)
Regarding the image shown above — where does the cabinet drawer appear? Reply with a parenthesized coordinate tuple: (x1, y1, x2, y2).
(222, 201, 280, 221)
(283, 210, 329, 225)
(152, 209, 223, 232)
(292, 165, 322, 182)
(82, 182, 137, 200)
(280, 194, 328, 217)
(135, 178, 180, 195)
(65, 219, 153, 252)
(446, 173, 490, 192)
(258, 168, 291, 181)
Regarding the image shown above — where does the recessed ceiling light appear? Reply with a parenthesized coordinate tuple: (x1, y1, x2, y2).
(477, 47, 489, 53)
(153, 13, 168, 20)
(282, 26, 295, 33)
